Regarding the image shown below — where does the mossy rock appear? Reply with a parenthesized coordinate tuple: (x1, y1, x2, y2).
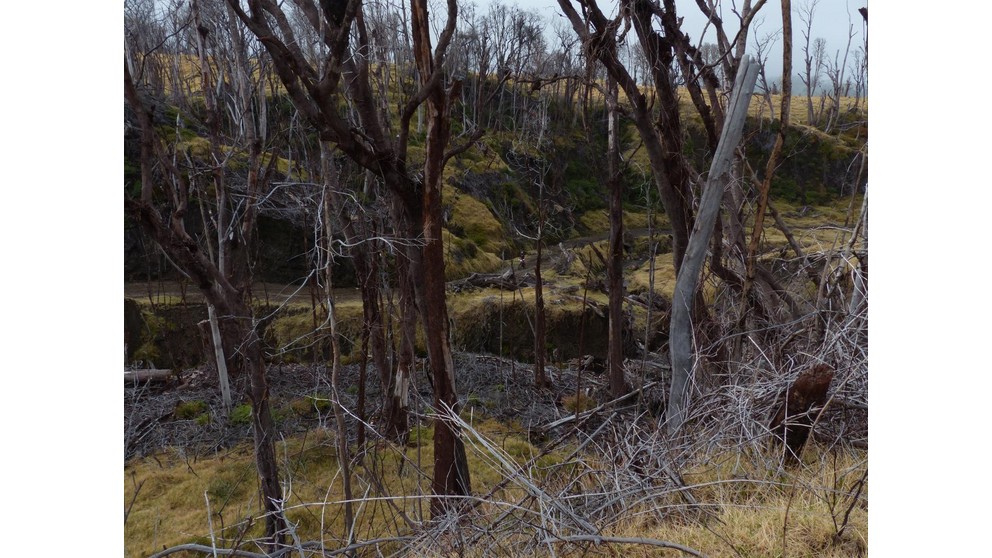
(128, 303, 209, 369)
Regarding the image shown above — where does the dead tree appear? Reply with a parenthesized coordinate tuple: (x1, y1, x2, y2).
(668, 56, 760, 432)
(605, 73, 627, 399)
(124, 57, 288, 554)
(557, 0, 774, 429)
(226, 0, 474, 516)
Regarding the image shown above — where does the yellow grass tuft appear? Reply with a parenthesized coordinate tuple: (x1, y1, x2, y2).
(599, 447, 868, 558)
(124, 418, 570, 558)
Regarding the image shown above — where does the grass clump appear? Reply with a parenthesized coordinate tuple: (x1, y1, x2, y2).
(562, 393, 597, 413)
(289, 395, 333, 417)
(444, 183, 506, 253)
(229, 403, 252, 425)
(174, 400, 208, 420)
(442, 229, 503, 280)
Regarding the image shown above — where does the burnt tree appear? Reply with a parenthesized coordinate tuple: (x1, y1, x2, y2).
(226, 0, 475, 515)
(768, 364, 835, 465)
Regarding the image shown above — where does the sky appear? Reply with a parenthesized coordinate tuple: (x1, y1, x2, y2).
(484, 0, 866, 84)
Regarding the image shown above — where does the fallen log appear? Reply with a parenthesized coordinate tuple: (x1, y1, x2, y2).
(124, 368, 175, 385)
(448, 270, 532, 292)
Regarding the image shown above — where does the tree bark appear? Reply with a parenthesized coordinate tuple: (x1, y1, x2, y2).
(240, 320, 288, 549)
(534, 224, 550, 389)
(668, 57, 759, 432)
(606, 74, 627, 399)
(744, 0, 794, 299)
(410, 0, 471, 516)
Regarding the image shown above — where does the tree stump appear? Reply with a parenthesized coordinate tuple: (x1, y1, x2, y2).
(768, 364, 834, 465)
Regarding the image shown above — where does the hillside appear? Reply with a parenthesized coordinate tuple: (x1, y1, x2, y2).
(125, 86, 866, 286)
(124, 2, 868, 556)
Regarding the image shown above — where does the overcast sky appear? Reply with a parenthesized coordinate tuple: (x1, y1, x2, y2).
(477, 0, 866, 83)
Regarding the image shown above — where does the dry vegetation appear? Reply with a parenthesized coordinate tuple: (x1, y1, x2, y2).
(126, 376, 866, 558)
(126, 187, 868, 556)
(126, 32, 867, 558)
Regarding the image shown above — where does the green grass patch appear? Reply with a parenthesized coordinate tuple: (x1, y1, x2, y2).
(174, 400, 208, 420)
(443, 183, 507, 253)
(229, 403, 252, 425)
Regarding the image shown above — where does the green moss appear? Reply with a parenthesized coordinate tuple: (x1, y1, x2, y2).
(442, 229, 503, 280)
(175, 400, 209, 420)
(177, 136, 212, 158)
(133, 342, 161, 366)
(229, 404, 253, 425)
(452, 142, 509, 174)
(444, 183, 506, 253)
(407, 424, 434, 448)
(577, 210, 610, 233)
(133, 311, 172, 365)
(265, 304, 365, 363)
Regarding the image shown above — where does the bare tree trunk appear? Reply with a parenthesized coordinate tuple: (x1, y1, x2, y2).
(206, 304, 232, 414)
(321, 172, 355, 547)
(534, 221, 550, 389)
(606, 74, 627, 399)
(388, 198, 417, 443)
(240, 321, 288, 550)
(533, 159, 550, 390)
(745, 0, 793, 298)
(353, 231, 387, 448)
(410, 0, 471, 516)
(668, 57, 759, 432)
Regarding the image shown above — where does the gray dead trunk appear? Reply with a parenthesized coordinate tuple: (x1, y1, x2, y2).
(207, 304, 232, 415)
(667, 56, 759, 433)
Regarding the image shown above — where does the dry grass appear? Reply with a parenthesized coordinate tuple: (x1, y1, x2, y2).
(577, 209, 667, 234)
(622, 447, 868, 558)
(749, 90, 867, 128)
(126, 350, 867, 557)
(406, 407, 867, 558)
(124, 417, 567, 558)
